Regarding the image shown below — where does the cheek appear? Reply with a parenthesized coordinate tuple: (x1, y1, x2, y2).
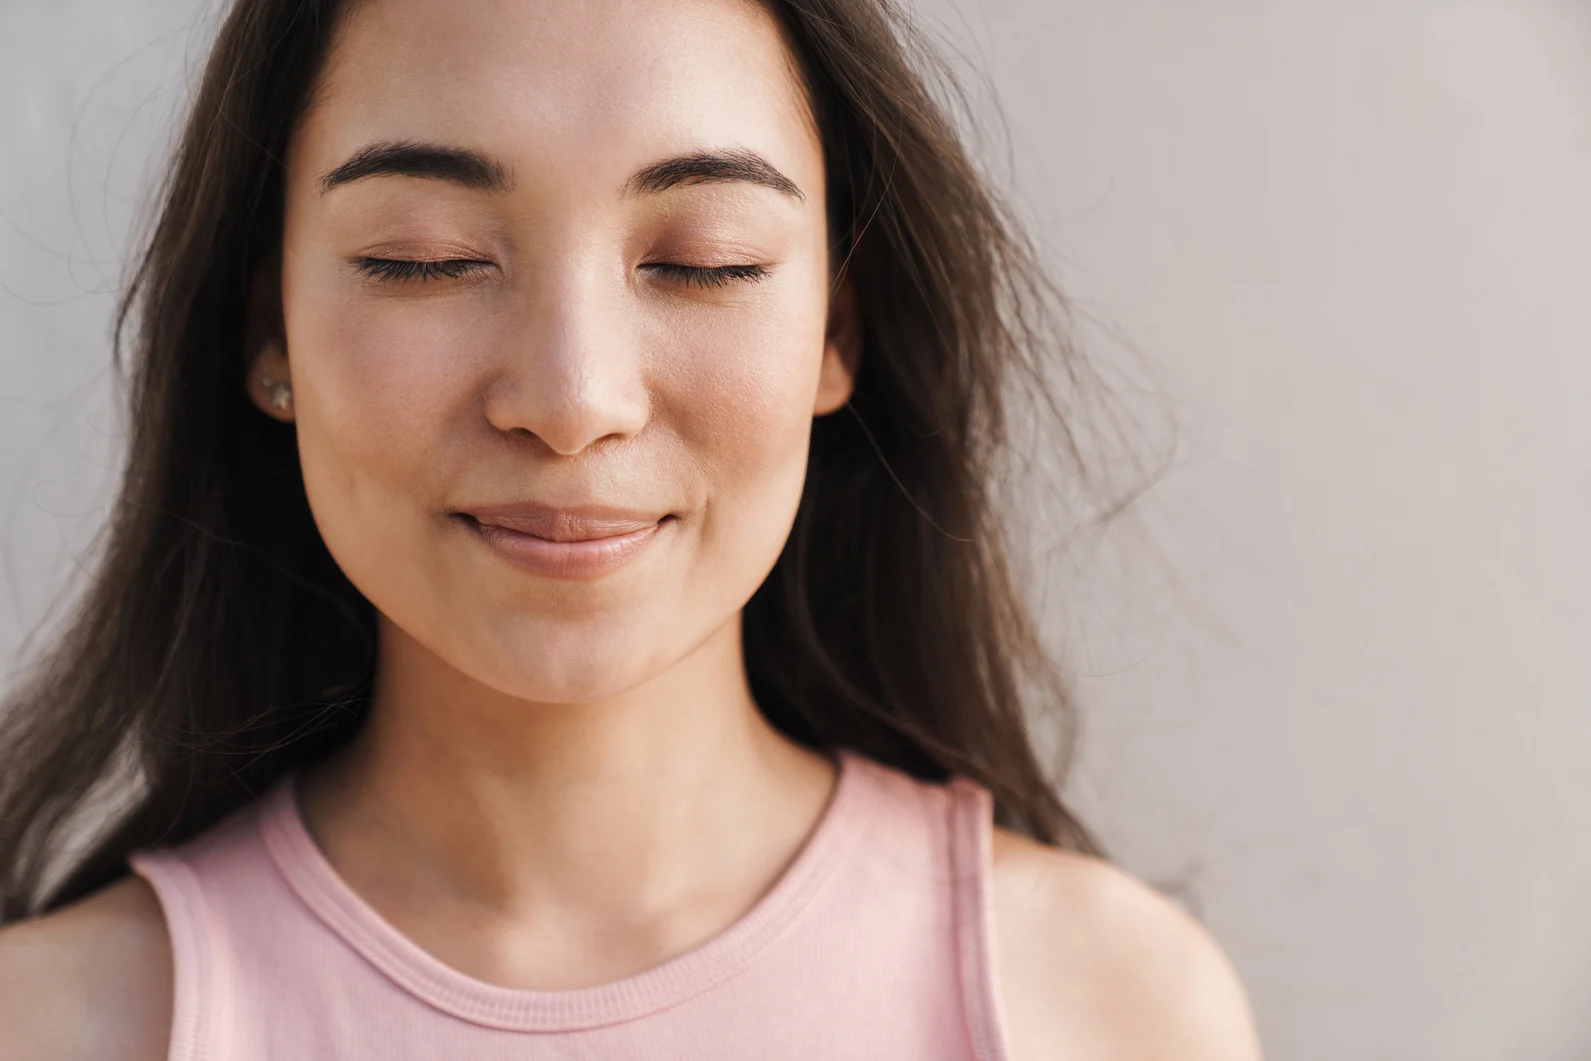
(654, 287, 829, 538)
(283, 275, 502, 605)
(674, 301, 821, 450)
(289, 286, 494, 498)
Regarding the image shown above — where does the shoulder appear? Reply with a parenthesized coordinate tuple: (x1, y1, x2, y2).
(989, 827, 1262, 1061)
(0, 874, 172, 1061)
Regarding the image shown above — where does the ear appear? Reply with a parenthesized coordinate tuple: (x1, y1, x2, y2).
(813, 273, 860, 417)
(244, 254, 294, 422)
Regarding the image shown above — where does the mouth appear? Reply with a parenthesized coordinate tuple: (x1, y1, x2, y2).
(452, 507, 676, 581)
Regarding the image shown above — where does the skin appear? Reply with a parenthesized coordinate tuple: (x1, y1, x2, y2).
(0, 0, 1262, 1057)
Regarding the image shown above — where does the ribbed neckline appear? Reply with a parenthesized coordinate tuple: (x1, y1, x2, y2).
(257, 746, 875, 1032)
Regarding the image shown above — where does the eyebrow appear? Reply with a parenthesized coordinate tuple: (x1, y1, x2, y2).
(625, 148, 804, 203)
(317, 140, 805, 203)
(318, 140, 507, 194)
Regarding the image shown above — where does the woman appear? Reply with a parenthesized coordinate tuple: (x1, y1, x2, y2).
(0, 0, 1261, 1057)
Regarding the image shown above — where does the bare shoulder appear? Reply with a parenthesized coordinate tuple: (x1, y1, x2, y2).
(0, 875, 172, 1061)
(989, 827, 1262, 1061)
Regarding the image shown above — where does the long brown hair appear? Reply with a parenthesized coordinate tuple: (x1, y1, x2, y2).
(0, 0, 1148, 920)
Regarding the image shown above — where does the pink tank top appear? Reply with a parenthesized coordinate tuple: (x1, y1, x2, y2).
(128, 747, 1013, 1060)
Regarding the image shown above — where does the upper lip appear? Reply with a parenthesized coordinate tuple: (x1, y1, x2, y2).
(458, 502, 669, 542)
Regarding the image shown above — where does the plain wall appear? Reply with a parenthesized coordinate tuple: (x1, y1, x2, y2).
(4, 3, 1589, 1059)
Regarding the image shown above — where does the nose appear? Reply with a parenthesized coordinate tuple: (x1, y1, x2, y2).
(481, 264, 650, 455)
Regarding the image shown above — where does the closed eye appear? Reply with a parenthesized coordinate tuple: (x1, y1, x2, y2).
(351, 258, 771, 288)
(643, 263, 770, 288)
(353, 257, 491, 283)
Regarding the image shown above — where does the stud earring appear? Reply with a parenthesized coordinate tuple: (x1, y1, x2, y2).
(260, 375, 293, 412)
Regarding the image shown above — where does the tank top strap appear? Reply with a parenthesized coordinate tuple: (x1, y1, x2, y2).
(945, 772, 1014, 1061)
(130, 812, 251, 1061)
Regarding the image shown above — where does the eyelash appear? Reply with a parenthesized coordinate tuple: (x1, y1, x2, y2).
(352, 258, 770, 288)
(353, 258, 484, 283)
(646, 262, 769, 288)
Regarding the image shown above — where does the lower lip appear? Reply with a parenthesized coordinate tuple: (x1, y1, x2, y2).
(461, 515, 670, 581)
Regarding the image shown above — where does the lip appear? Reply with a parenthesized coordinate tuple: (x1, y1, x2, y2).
(454, 502, 673, 581)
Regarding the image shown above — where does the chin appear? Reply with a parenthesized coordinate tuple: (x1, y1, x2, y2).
(446, 609, 686, 705)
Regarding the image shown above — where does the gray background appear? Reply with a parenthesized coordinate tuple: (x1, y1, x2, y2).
(4, 2, 1589, 1058)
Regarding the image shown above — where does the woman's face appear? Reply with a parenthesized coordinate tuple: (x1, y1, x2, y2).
(250, 0, 857, 702)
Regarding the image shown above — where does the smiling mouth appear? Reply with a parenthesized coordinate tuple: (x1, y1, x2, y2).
(454, 513, 675, 581)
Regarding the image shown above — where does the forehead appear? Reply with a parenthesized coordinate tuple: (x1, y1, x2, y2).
(293, 0, 821, 198)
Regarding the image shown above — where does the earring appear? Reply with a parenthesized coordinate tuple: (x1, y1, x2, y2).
(260, 375, 293, 412)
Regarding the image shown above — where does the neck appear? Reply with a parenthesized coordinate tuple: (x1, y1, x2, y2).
(294, 612, 838, 987)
